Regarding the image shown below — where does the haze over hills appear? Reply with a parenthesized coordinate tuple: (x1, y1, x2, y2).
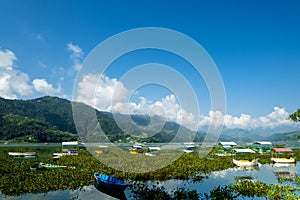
(0, 96, 299, 143)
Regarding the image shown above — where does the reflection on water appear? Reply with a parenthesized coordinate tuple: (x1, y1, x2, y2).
(94, 182, 127, 200)
(141, 163, 299, 200)
(2, 163, 298, 200)
(0, 185, 123, 200)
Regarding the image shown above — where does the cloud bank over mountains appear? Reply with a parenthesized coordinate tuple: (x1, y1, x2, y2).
(75, 72, 299, 132)
(1, 46, 299, 132)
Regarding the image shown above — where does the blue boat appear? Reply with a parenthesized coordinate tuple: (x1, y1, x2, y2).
(94, 172, 128, 191)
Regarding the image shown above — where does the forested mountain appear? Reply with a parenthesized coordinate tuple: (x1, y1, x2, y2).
(0, 113, 77, 142)
(0, 96, 196, 143)
(1, 96, 297, 143)
(0, 96, 76, 134)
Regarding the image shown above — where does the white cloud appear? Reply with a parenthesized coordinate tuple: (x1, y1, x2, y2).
(0, 49, 17, 70)
(0, 49, 33, 99)
(198, 107, 295, 130)
(67, 43, 83, 71)
(75, 73, 297, 132)
(75, 73, 198, 130)
(32, 79, 61, 95)
(76, 73, 130, 110)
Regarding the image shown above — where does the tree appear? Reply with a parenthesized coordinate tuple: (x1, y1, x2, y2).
(289, 108, 300, 139)
(289, 108, 300, 122)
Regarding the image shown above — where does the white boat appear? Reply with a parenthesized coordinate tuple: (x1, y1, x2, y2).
(232, 149, 259, 167)
(271, 157, 296, 163)
(9, 152, 36, 157)
(8, 152, 22, 156)
(145, 152, 159, 156)
(23, 152, 36, 156)
(273, 163, 296, 168)
(145, 147, 161, 156)
(271, 148, 296, 163)
(129, 144, 145, 154)
(233, 158, 259, 167)
(53, 153, 63, 159)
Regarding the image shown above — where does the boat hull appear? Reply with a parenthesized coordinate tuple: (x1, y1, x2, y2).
(94, 172, 128, 192)
(233, 158, 259, 167)
(30, 163, 69, 171)
(271, 157, 295, 163)
(9, 152, 36, 158)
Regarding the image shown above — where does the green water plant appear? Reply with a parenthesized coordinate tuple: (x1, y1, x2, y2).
(0, 145, 299, 198)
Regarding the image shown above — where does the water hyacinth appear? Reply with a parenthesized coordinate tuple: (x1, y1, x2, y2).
(0, 145, 299, 198)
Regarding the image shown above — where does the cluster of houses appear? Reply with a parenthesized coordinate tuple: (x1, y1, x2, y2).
(217, 141, 296, 167)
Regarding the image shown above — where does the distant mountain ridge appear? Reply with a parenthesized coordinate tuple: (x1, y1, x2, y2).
(214, 128, 300, 143)
(0, 96, 299, 143)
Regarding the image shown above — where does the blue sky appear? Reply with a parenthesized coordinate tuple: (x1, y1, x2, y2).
(1, 0, 300, 130)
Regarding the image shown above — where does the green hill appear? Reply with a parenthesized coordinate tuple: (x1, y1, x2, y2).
(0, 96, 196, 143)
(0, 96, 76, 134)
(0, 113, 77, 142)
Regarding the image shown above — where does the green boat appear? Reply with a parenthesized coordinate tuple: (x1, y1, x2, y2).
(30, 162, 68, 171)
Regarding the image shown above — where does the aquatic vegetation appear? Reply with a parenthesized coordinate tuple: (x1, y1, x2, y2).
(0, 145, 299, 198)
(232, 181, 300, 200)
(130, 184, 171, 200)
(129, 183, 202, 200)
(0, 146, 233, 196)
(202, 185, 238, 200)
(130, 182, 300, 200)
(173, 188, 199, 200)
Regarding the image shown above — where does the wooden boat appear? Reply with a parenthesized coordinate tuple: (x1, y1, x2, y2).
(272, 157, 296, 163)
(145, 147, 161, 156)
(271, 148, 296, 163)
(30, 162, 70, 171)
(145, 152, 159, 156)
(129, 144, 145, 154)
(232, 149, 259, 167)
(233, 158, 259, 167)
(53, 153, 63, 159)
(94, 172, 128, 191)
(9, 152, 36, 158)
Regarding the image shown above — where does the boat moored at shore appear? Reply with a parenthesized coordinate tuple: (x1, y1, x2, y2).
(271, 148, 296, 163)
(232, 149, 259, 167)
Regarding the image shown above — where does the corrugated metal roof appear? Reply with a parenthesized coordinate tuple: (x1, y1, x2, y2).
(62, 141, 78, 146)
(233, 149, 256, 154)
(254, 141, 272, 145)
(272, 148, 293, 152)
(219, 142, 237, 146)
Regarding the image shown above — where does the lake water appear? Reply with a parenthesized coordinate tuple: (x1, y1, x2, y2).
(1, 142, 299, 199)
(1, 162, 299, 200)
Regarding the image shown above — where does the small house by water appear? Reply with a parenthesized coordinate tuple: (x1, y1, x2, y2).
(53, 141, 78, 158)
